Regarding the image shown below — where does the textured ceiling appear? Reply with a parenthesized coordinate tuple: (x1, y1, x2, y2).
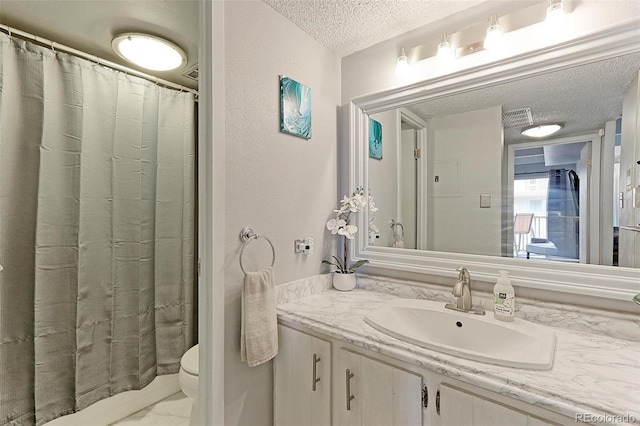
(406, 52, 640, 143)
(0, 0, 490, 87)
(3, 0, 638, 125)
(263, 0, 486, 57)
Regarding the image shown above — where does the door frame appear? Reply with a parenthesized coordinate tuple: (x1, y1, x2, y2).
(397, 109, 428, 250)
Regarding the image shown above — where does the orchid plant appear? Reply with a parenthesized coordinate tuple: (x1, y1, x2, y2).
(323, 187, 378, 274)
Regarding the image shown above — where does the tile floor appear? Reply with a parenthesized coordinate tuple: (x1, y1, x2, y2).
(110, 392, 191, 426)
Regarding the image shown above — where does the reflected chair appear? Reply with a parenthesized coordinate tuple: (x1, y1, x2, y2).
(513, 213, 534, 256)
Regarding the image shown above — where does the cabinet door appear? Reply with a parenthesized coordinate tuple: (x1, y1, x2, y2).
(336, 349, 423, 426)
(527, 417, 559, 426)
(338, 350, 363, 426)
(274, 325, 331, 426)
(391, 365, 424, 425)
(473, 395, 528, 426)
(440, 384, 474, 426)
(440, 384, 553, 426)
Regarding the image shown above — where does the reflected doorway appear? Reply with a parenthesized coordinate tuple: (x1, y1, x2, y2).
(507, 135, 601, 264)
(398, 109, 428, 250)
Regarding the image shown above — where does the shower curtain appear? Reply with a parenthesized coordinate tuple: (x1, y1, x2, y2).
(547, 169, 580, 258)
(0, 34, 195, 425)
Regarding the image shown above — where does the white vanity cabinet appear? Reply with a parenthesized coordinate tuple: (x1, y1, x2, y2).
(334, 348, 425, 426)
(274, 325, 331, 426)
(275, 323, 571, 426)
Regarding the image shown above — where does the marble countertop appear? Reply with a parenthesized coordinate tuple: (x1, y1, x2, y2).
(277, 288, 640, 424)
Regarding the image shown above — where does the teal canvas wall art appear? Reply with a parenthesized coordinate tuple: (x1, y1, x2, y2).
(369, 118, 382, 160)
(280, 76, 311, 139)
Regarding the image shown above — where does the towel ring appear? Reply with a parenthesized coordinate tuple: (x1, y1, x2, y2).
(239, 227, 276, 274)
(390, 219, 404, 241)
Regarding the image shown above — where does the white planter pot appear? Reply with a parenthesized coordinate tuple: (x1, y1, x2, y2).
(333, 271, 356, 291)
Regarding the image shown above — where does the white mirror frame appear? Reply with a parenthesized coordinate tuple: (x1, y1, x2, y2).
(347, 18, 640, 302)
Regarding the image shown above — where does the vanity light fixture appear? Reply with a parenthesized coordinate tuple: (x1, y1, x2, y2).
(483, 15, 505, 51)
(395, 48, 410, 76)
(546, 0, 565, 26)
(112, 33, 187, 71)
(521, 123, 562, 138)
(436, 33, 455, 64)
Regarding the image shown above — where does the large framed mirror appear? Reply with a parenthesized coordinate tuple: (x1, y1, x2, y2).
(348, 19, 640, 301)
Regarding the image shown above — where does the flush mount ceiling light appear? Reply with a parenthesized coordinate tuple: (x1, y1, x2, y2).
(436, 33, 455, 64)
(112, 33, 187, 71)
(395, 48, 410, 77)
(521, 123, 563, 138)
(483, 15, 505, 51)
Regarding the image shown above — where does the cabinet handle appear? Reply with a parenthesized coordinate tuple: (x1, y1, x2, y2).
(346, 369, 355, 411)
(312, 353, 321, 391)
(436, 389, 440, 415)
(422, 385, 428, 408)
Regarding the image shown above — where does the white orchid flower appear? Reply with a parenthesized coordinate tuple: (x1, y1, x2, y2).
(338, 224, 358, 239)
(349, 193, 367, 212)
(324, 191, 378, 271)
(326, 218, 346, 234)
(334, 204, 350, 215)
(368, 196, 379, 213)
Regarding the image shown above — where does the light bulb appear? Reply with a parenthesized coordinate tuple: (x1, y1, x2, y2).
(483, 22, 504, 51)
(112, 33, 187, 71)
(395, 48, 410, 77)
(436, 34, 455, 64)
(521, 124, 562, 138)
(546, 0, 565, 27)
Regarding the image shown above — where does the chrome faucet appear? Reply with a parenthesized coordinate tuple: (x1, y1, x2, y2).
(452, 267, 472, 310)
(445, 267, 485, 315)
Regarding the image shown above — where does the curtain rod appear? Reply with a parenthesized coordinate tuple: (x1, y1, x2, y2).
(514, 172, 550, 177)
(0, 24, 198, 98)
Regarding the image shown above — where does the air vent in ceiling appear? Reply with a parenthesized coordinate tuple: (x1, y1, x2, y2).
(502, 107, 533, 128)
(182, 64, 199, 81)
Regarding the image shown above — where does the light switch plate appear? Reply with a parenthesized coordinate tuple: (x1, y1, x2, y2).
(480, 193, 491, 208)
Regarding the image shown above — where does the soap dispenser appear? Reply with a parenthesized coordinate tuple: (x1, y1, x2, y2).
(493, 270, 515, 321)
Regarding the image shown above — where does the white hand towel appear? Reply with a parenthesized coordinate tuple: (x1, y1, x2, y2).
(241, 267, 278, 367)
(393, 240, 405, 248)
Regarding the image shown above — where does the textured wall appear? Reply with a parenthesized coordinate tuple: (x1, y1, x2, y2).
(224, 2, 340, 424)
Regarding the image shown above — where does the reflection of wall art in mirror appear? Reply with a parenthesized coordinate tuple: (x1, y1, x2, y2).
(369, 118, 383, 160)
(280, 76, 311, 139)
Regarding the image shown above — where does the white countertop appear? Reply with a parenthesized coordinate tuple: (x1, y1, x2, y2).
(277, 288, 640, 424)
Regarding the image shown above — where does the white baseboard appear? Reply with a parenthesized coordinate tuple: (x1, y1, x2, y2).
(44, 374, 181, 426)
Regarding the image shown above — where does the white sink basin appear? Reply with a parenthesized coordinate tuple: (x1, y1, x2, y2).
(364, 298, 556, 370)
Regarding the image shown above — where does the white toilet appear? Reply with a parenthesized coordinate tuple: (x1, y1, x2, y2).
(179, 344, 199, 426)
